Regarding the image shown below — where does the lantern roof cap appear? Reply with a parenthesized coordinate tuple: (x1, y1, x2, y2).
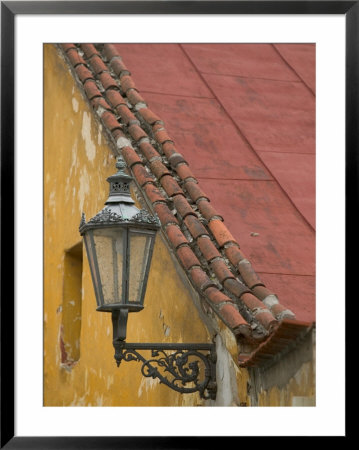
(79, 156, 160, 234)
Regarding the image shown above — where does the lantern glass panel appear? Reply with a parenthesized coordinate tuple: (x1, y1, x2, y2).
(92, 228, 125, 305)
(84, 233, 102, 307)
(128, 231, 153, 304)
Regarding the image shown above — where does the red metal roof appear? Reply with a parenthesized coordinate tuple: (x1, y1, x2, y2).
(111, 43, 316, 324)
(60, 43, 315, 364)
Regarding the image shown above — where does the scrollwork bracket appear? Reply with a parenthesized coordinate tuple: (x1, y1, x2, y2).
(113, 341, 217, 400)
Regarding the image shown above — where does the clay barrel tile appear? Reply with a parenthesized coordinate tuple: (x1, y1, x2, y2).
(176, 245, 201, 270)
(197, 199, 224, 222)
(115, 104, 137, 125)
(98, 72, 118, 90)
(143, 183, 167, 204)
(160, 175, 184, 197)
(183, 215, 208, 240)
(197, 236, 222, 263)
(121, 146, 143, 168)
(184, 181, 209, 203)
(89, 55, 108, 75)
(162, 142, 178, 159)
(153, 202, 179, 227)
(106, 90, 127, 108)
(223, 278, 251, 299)
(80, 44, 99, 59)
(176, 163, 196, 182)
(128, 124, 148, 142)
(139, 108, 162, 125)
(210, 259, 235, 284)
(204, 286, 235, 306)
(223, 244, 246, 267)
(208, 219, 237, 247)
(172, 195, 196, 219)
(139, 141, 162, 162)
(67, 48, 86, 67)
(217, 304, 251, 337)
(127, 89, 146, 106)
(165, 225, 189, 249)
(237, 259, 264, 289)
(131, 164, 156, 187)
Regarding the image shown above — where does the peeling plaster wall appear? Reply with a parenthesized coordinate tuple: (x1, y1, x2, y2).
(248, 329, 316, 406)
(44, 44, 220, 406)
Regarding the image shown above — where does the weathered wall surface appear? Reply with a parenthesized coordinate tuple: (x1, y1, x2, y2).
(248, 329, 316, 406)
(44, 44, 216, 406)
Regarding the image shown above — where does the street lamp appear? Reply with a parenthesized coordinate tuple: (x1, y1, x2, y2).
(80, 156, 217, 400)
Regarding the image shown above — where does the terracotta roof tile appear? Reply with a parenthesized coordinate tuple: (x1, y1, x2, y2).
(149, 159, 171, 180)
(160, 175, 184, 197)
(183, 215, 208, 240)
(208, 219, 236, 247)
(138, 140, 161, 162)
(60, 43, 76, 52)
(111, 128, 127, 142)
(161, 142, 178, 159)
(172, 195, 196, 219)
(91, 97, 112, 111)
(184, 180, 209, 203)
(175, 163, 196, 182)
(209, 258, 234, 284)
(121, 146, 143, 169)
(218, 304, 252, 336)
(120, 75, 136, 93)
(128, 124, 148, 142)
(252, 285, 274, 300)
(98, 72, 119, 90)
(223, 278, 251, 299)
(80, 43, 100, 59)
(75, 65, 94, 83)
(237, 259, 264, 289)
(66, 48, 86, 67)
(110, 57, 129, 76)
(154, 129, 173, 145)
(223, 244, 246, 266)
(197, 236, 222, 263)
(83, 79, 101, 100)
(204, 286, 234, 305)
(153, 202, 179, 227)
(168, 152, 188, 169)
(89, 55, 108, 75)
(188, 266, 216, 292)
(126, 89, 146, 106)
(131, 163, 156, 187)
(165, 225, 189, 249)
(197, 199, 224, 222)
(60, 43, 308, 351)
(114, 104, 137, 125)
(103, 43, 121, 61)
(100, 111, 121, 131)
(138, 108, 162, 125)
(176, 245, 201, 270)
(105, 89, 127, 108)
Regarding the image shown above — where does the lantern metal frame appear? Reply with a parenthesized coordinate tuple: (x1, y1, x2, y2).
(80, 156, 217, 400)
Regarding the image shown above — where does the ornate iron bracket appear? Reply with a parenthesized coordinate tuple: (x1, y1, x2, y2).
(113, 341, 217, 400)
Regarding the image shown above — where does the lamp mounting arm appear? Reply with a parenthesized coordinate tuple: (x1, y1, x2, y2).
(111, 312, 217, 400)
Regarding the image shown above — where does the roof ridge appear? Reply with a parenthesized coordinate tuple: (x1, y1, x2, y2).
(60, 43, 298, 345)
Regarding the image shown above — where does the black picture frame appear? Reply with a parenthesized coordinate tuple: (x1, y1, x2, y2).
(1, 1, 353, 447)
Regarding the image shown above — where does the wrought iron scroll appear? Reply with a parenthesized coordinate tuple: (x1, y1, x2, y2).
(113, 342, 217, 400)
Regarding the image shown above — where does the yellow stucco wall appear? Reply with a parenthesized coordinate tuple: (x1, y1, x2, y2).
(44, 44, 212, 406)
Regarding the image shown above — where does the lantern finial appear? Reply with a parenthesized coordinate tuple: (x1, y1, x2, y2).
(115, 155, 127, 173)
